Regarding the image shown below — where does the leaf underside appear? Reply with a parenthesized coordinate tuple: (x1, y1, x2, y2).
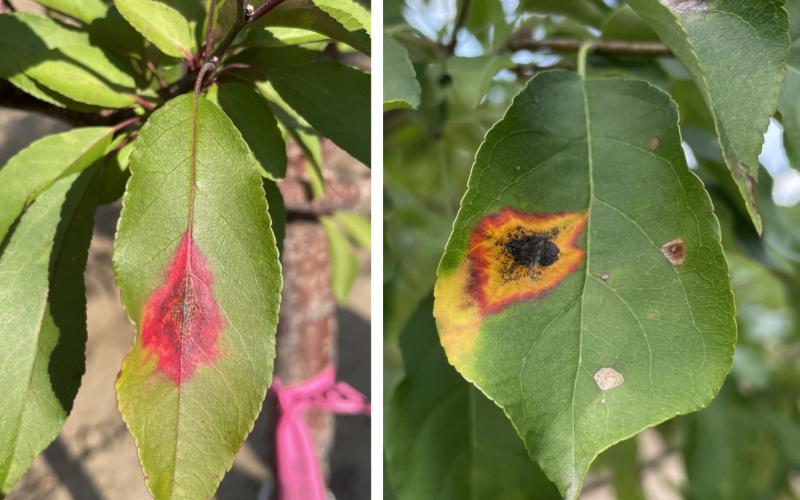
(628, 0, 789, 234)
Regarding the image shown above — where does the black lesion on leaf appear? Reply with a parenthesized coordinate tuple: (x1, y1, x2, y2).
(497, 226, 560, 282)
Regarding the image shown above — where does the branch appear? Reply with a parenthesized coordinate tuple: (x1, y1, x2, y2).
(506, 36, 670, 56)
(445, 0, 472, 55)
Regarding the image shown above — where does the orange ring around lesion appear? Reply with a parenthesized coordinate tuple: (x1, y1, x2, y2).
(435, 208, 587, 369)
(469, 208, 588, 314)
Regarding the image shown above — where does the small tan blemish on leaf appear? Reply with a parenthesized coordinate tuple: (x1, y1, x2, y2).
(661, 238, 686, 266)
(600, 272, 609, 282)
(594, 367, 624, 391)
(663, 0, 710, 12)
(649, 137, 660, 150)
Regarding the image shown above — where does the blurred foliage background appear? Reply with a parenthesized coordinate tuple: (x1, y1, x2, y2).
(383, 0, 800, 498)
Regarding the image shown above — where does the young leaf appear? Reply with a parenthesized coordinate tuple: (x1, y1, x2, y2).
(384, 34, 420, 111)
(208, 82, 287, 180)
(434, 71, 735, 499)
(321, 215, 358, 303)
(627, 0, 790, 234)
(446, 54, 514, 109)
(113, 93, 281, 500)
(386, 296, 561, 500)
(0, 169, 98, 493)
(115, 0, 196, 59)
(0, 126, 113, 242)
(270, 60, 370, 166)
(247, 0, 371, 55)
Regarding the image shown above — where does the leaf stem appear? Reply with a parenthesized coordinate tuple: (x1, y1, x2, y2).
(112, 116, 143, 133)
(578, 41, 593, 79)
(201, 0, 218, 63)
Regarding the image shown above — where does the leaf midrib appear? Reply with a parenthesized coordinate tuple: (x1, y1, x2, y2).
(165, 93, 202, 500)
(569, 75, 594, 498)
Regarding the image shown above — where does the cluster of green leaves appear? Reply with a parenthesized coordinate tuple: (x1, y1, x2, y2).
(384, 0, 800, 498)
(0, 0, 370, 497)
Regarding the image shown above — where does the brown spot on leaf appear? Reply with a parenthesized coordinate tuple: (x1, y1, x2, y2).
(649, 137, 660, 150)
(594, 367, 624, 391)
(600, 272, 609, 282)
(661, 238, 686, 266)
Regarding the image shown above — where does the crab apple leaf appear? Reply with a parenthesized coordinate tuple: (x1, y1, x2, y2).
(208, 82, 287, 180)
(113, 93, 282, 500)
(115, 0, 196, 59)
(25, 43, 137, 108)
(270, 60, 370, 166)
(34, 0, 108, 23)
(387, 296, 562, 500)
(0, 168, 99, 493)
(0, 13, 101, 109)
(247, 0, 370, 55)
(433, 71, 736, 499)
(204, 0, 241, 54)
(0, 126, 113, 243)
(384, 34, 420, 111)
(0, 14, 138, 108)
(627, 0, 789, 234)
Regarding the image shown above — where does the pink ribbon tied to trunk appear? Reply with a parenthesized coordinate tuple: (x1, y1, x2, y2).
(272, 364, 371, 500)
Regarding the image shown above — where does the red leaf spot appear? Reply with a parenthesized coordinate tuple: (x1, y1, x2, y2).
(140, 232, 224, 385)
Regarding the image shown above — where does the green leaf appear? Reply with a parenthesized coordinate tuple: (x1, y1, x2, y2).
(242, 27, 329, 47)
(208, 82, 287, 180)
(384, 34, 420, 111)
(97, 138, 134, 205)
(334, 210, 370, 249)
(35, 0, 107, 23)
(113, 94, 281, 499)
(115, 0, 196, 58)
(0, 126, 114, 243)
(321, 215, 358, 303)
(601, 5, 657, 42)
(683, 387, 790, 500)
(270, 61, 370, 166)
(24, 44, 137, 108)
(603, 439, 645, 500)
(263, 179, 285, 254)
(204, 0, 241, 54)
(0, 168, 99, 493)
(433, 71, 736, 498)
(0, 13, 95, 108)
(247, 0, 371, 55)
(386, 296, 561, 500)
(520, 0, 605, 27)
(446, 54, 514, 109)
(627, 0, 790, 234)
(780, 68, 800, 170)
